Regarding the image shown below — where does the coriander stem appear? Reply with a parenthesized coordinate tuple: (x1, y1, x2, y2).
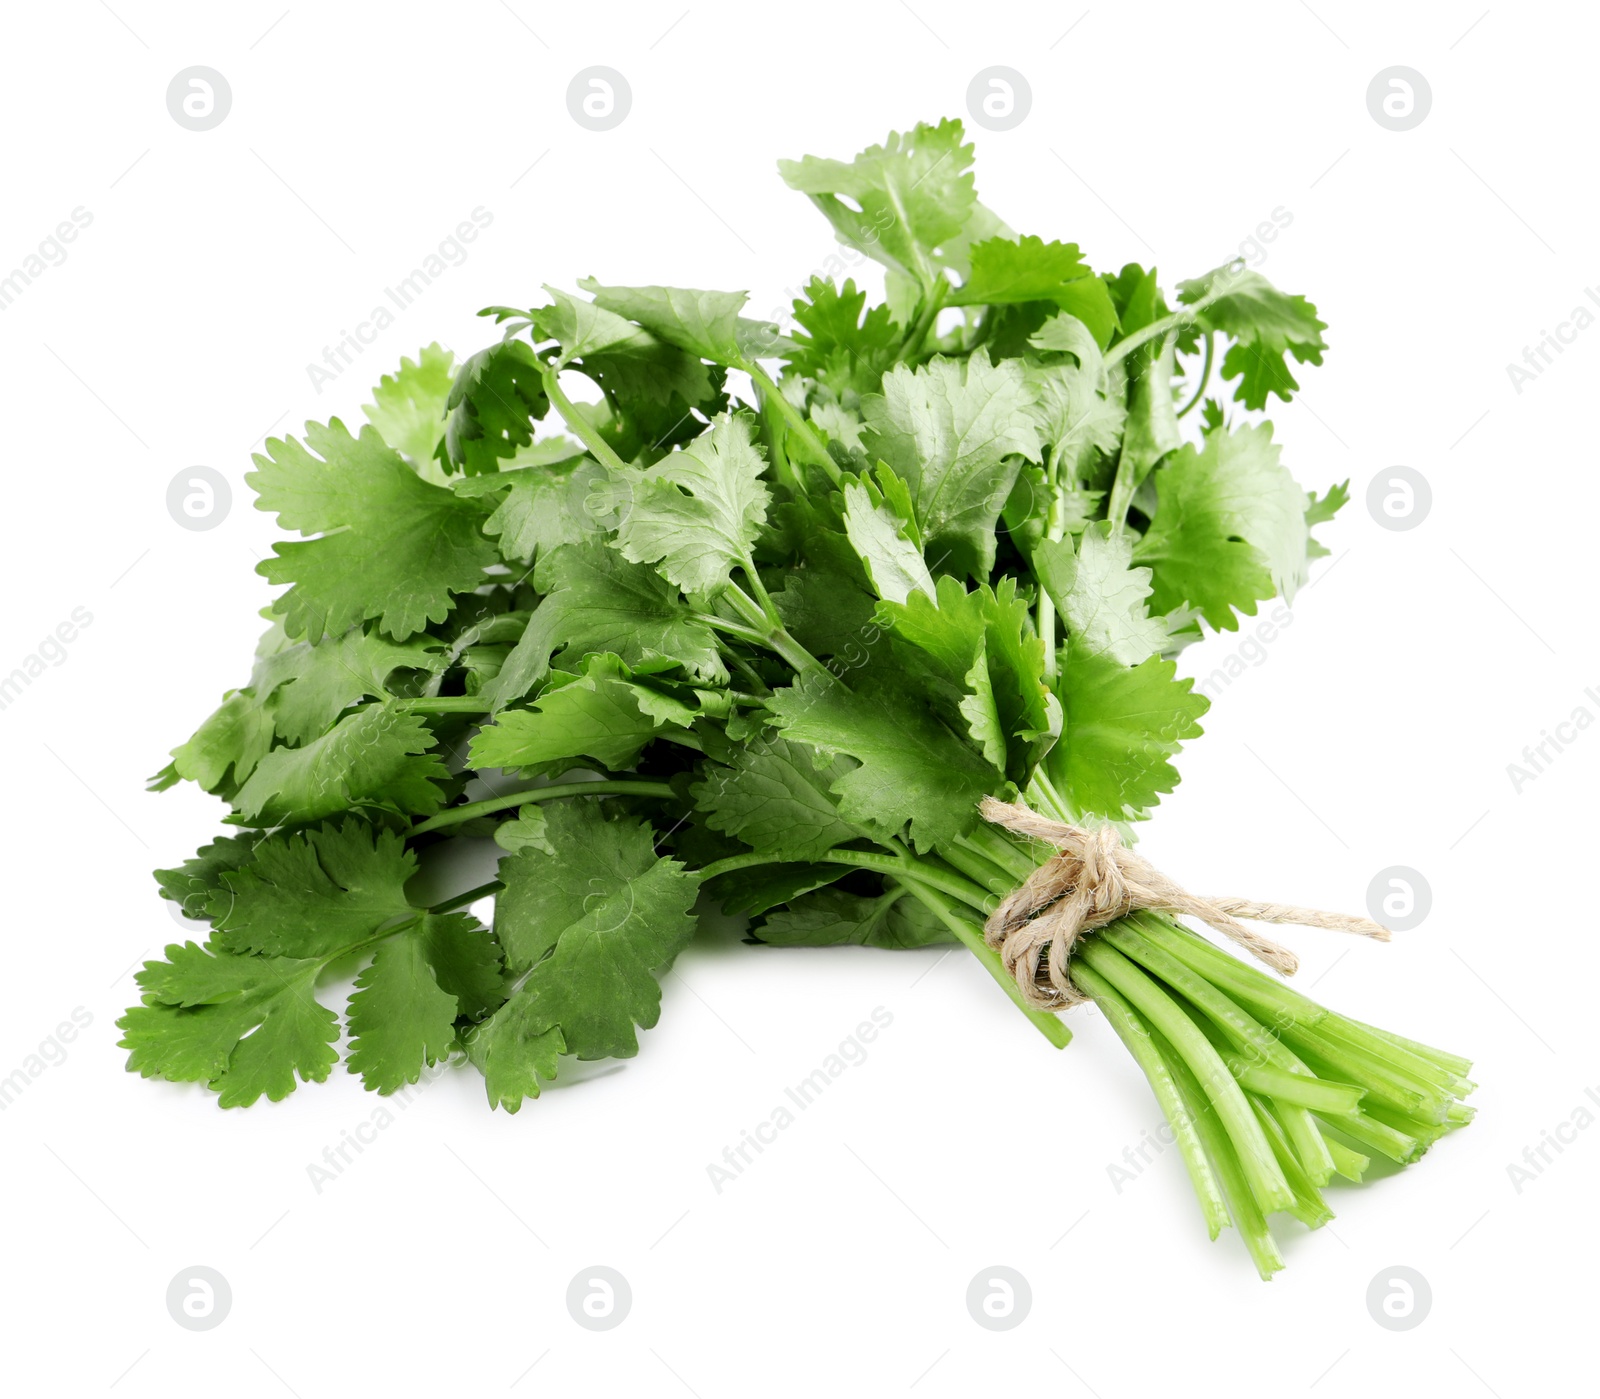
(899, 275, 950, 362)
(428, 880, 504, 915)
(724, 581, 825, 676)
(539, 365, 632, 475)
(1174, 330, 1213, 419)
(1071, 958, 1230, 1238)
(395, 696, 493, 714)
(1102, 285, 1225, 368)
(893, 874, 1072, 1049)
(410, 780, 677, 836)
(742, 361, 842, 486)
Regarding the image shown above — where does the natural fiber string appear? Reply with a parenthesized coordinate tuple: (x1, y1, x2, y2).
(979, 797, 1392, 1010)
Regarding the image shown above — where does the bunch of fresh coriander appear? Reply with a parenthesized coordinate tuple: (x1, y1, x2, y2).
(125, 118, 1472, 1275)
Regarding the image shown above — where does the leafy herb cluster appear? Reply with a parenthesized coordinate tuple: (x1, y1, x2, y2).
(129, 117, 1342, 1110)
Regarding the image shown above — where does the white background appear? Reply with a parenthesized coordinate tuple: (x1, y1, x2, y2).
(1, 1, 1594, 1394)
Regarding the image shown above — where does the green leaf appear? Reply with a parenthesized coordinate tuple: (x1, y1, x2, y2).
(692, 733, 864, 861)
(841, 478, 935, 605)
(1024, 321, 1126, 483)
(487, 543, 725, 708)
(611, 412, 771, 596)
(251, 418, 499, 641)
(1133, 422, 1312, 630)
(576, 280, 790, 365)
(230, 707, 448, 826)
(470, 655, 693, 772)
(345, 912, 500, 1094)
(1047, 642, 1208, 821)
(878, 575, 1055, 782)
(363, 344, 455, 473)
(1305, 479, 1350, 560)
(785, 277, 901, 397)
(452, 455, 607, 566)
(949, 235, 1092, 305)
(494, 808, 554, 855)
(1035, 524, 1171, 665)
(861, 350, 1040, 579)
(778, 118, 977, 293)
(1178, 267, 1328, 409)
(169, 689, 276, 792)
(209, 819, 416, 959)
(534, 285, 717, 405)
(154, 835, 262, 922)
(754, 888, 955, 948)
(765, 665, 998, 851)
(119, 943, 339, 1108)
(438, 339, 549, 474)
(465, 804, 700, 1111)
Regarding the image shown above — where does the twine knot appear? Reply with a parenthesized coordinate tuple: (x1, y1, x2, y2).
(979, 797, 1392, 1010)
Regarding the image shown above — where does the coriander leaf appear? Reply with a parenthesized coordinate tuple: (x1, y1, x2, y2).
(466, 804, 700, 1111)
(534, 285, 716, 405)
(785, 277, 900, 397)
(363, 343, 455, 475)
(1047, 642, 1208, 821)
(345, 912, 501, 1094)
(154, 834, 262, 922)
(611, 412, 771, 596)
(769, 556, 879, 658)
(765, 665, 997, 851)
(1035, 524, 1171, 665)
(1178, 266, 1328, 409)
(861, 349, 1040, 579)
(494, 807, 554, 855)
(842, 478, 936, 604)
(1304, 479, 1349, 560)
(707, 861, 844, 917)
(1133, 422, 1311, 630)
(452, 455, 607, 566)
(419, 911, 507, 1021)
(437, 338, 549, 474)
(778, 118, 976, 294)
(209, 819, 415, 958)
(259, 628, 446, 746)
(251, 418, 499, 641)
(576, 280, 791, 365)
(753, 887, 955, 948)
(470, 655, 693, 772)
(879, 575, 1054, 782)
(486, 543, 725, 708)
(118, 942, 339, 1108)
(169, 690, 275, 792)
(692, 733, 864, 860)
(1024, 341, 1126, 483)
(949, 235, 1090, 304)
(230, 706, 449, 826)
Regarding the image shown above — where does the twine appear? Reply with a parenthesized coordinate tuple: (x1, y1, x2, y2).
(979, 797, 1391, 1010)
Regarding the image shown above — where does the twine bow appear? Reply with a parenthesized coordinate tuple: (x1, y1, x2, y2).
(979, 797, 1392, 1010)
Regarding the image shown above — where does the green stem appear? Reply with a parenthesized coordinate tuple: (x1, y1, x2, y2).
(1075, 938, 1294, 1215)
(724, 581, 825, 676)
(411, 780, 677, 837)
(540, 365, 631, 475)
(899, 275, 950, 362)
(1071, 958, 1230, 1238)
(395, 696, 494, 714)
(894, 875, 1071, 1049)
(1103, 286, 1226, 368)
(428, 881, 504, 916)
(1174, 330, 1213, 419)
(742, 361, 841, 486)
